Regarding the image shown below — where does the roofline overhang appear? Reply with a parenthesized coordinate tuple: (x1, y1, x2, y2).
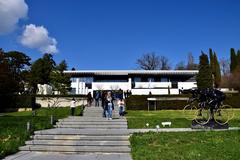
(63, 70, 198, 76)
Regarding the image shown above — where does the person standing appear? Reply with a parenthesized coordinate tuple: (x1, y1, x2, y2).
(118, 98, 125, 118)
(87, 92, 93, 107)
(104, 91, 114, 120)
(95, 91, 100, 107)
(70, 98, 76, 116)
(102, 91, 106, 117)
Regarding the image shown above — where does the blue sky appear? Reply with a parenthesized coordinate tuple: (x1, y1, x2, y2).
(0, 0, 240, 69)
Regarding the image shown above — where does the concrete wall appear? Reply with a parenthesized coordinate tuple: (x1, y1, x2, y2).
(131, 89, 179, 95)
(178, 82, 197, 90)
(71, 81, 88, 95)
(92, 82, 130, 91)
(36, 97, 87, 108)
(134, 82, 171, 88)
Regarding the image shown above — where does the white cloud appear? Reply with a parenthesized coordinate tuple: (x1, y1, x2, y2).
(20, 24, 58, 53)
(0, 0, 28, 34)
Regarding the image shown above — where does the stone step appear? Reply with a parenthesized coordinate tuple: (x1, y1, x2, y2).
(34, 128, 129, 136)
(56, 121, 127, 125)
(25, 140, 130, 146)
(33, 135, 130, 141)
(55, 125, 127, 129)
(19, 145, 131, 153)
(58, 118, 126, 122)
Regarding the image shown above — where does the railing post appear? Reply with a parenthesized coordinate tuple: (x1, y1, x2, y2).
(50, 115, 54, 125)
(27, 121, 31, 132)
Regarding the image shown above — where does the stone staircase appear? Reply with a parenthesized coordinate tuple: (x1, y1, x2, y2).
(19, 107, 131, 155)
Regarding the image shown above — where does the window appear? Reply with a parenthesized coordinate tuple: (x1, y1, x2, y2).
(71, 78, 77, 82)
(95, 79, 127, 82)
(79, 77, 93, 83)
(161, 77, 168, 82)
(148, 77, 155, 82)
(70, 88, 76, 94)
(133, 77, 141, 82)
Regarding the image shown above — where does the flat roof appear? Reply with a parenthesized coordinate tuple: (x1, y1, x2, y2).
(63, 70, 198, 76)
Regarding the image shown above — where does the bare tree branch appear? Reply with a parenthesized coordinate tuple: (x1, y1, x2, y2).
(136, 52, 170, 70)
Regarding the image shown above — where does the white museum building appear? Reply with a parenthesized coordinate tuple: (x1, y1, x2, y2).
(63, 70, 198, 95)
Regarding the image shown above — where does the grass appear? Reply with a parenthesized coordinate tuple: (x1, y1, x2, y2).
(126, 109, 240, 128)
(0, 106, 83, 159)
(130, 130, 240, 160)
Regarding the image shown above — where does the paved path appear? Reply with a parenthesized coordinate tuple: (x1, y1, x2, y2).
(128, 127, 240, 133)
(4, 106, 132, 160)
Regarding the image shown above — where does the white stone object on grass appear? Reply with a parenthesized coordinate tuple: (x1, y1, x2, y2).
(161, 122, 172, 127)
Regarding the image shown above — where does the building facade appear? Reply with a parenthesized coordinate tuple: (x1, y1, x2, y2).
(63, 70, 198, 95)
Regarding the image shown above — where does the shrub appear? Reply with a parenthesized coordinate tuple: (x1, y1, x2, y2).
(126, 93, 240, 110)
(126, 95, 188, 110)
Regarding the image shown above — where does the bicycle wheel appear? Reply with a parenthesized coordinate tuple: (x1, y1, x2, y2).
(214, 104, 234, 125)
(194, 107, 210, 125)
(183, 104, 198, 120)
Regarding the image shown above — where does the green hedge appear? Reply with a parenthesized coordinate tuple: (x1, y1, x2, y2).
(126, 94, 240, 110)
(0, 95, 37, 112)
(126, 95, 188, 110)
(35, 94, 87, 98)
(224, 93, 240, 108)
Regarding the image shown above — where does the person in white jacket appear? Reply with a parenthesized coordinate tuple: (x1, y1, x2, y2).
(118, 98, 125, 118)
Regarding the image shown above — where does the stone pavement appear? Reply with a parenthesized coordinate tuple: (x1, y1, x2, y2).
(128, 127, 240, 134)
(4, 152, 131, 160)
(4, 106, 132, 160)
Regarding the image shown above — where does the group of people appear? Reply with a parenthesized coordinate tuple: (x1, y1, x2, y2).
(102, 91, 125, 120)
(73, 91, 126, 120)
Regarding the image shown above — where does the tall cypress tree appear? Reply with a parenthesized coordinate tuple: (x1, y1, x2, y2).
(196, 52, 213, 89)
(213, 52, 221, 88)
(209, 48, 215, 74)
(230, 48, 237, 73)
(237, 50, 240, 68)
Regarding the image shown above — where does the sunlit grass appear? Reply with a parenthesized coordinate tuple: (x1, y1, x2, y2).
(0, 106, 83, 158)
(130, 130, 240, 160)
(126, 109, 240, 128)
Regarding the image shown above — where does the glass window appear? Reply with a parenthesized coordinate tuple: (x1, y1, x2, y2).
(95, 79, 127, 82)
(70, 88, 76, 94)
(133, 77, 141, 82)
(161, 77, 168, 82)
(71, 78, 77, 82)
(79, 77, 93, 83)
(148, 77, 155, 82)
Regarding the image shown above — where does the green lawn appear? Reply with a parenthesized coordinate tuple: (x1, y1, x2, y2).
(0, 106, 83, 158)
(126, 109, 240, 128)
(130, 130, 240, 160)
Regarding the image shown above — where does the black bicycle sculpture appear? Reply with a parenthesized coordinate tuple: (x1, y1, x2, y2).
(182, 88, 234, 126)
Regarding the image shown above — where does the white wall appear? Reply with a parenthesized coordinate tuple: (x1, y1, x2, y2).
(36, 97, 87, 107)
(178, 82, 197, 90)
(134, 82, 171, 88)
(71, 81, 88, 95)
(37, 84, 53, 95)
(92, 82, 130, 91)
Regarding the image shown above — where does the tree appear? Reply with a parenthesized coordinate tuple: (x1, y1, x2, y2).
(175, 61, 186, 70)
(0, 49, 18, 110)
(230, 48, 237, 73)
(209, 49, 221, 88)
(220, 58, 230, 76)
(213, 52, 221, 88)
(159, 56, 170, 70)
(186, 53, 198, 70)
(196, 52, 213, 89)
(5, 51, 31, 93)
(136, 52, 161, 70)
(29, 54, 56, 93)
(209, 49, 214, 74)
(50, 60, 71, 95)
(237, 50, 240, 67)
